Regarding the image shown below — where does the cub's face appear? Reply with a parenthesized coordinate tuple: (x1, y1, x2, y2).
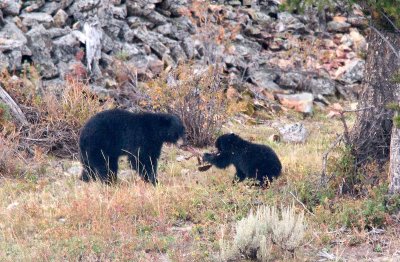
(215, 133, 237, 153)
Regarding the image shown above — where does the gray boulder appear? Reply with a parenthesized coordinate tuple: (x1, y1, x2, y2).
(277, 71, 336, 96)
(277, 122, 308, 143)
(26, 25, 58, 78)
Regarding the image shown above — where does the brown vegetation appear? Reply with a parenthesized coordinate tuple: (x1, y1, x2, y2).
(146, 64, 228, 147)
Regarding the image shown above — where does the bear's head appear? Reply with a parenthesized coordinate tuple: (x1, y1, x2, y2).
(160, 114, 185, 144)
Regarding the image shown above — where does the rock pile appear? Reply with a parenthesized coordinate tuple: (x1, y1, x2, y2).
(0, 0, 368, 112)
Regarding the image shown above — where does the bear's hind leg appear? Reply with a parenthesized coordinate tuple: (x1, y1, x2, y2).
(84, 150, 118, 184)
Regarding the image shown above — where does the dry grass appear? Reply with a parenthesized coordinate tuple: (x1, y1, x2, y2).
(0, 67, 112, 159)
(0, 112, 336, 260)
(1, 110, 399, 261)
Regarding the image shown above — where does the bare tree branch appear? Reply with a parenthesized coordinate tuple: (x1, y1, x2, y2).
(289, 191, 316, 217)
(379, 11, 400, 34)
(369, 25, 400, 60)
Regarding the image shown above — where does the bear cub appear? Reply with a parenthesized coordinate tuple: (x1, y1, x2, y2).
(79, 109, 185, 185)
(203, 133, 282, 186)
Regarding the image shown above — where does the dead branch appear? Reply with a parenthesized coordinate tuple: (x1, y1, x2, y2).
(289, 191, 316, 217)
(0, 84, 28, 126)
(379, 11, 400, 34)
(321, 106, 374, 186)
(369, 25, 400, 60)
(321, 134, 343, 186)
(340, 106, 375, 113)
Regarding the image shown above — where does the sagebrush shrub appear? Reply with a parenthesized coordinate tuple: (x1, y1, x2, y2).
(219, 204, 306, 262)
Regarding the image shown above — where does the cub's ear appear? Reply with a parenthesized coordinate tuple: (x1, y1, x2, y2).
(229, 133, 237, 138)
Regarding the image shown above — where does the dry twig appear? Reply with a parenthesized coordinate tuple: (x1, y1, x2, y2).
(289, 191, 316, 217)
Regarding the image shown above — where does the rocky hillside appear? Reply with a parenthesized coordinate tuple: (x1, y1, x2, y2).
(0, 0, 367, 113)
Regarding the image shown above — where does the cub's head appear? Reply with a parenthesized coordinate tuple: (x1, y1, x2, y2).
(215, 133, 240, 153)
(160, 114, 185, 144)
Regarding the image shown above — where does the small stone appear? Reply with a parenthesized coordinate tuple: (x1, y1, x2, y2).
(349, 29, 367, 52)
(111, 4, 127, 19)
(41, 1, 62, 15)
(242, 0, 253, 6)
(7, 50, 22, 70)
(127, 16, 154, 29)
(269, 134, 281, 142)
(308, 77, 336, 96)
(47, 27, 72, 39)
(327, 21, 351, 33)
(66, 165, 82, 177)
(335, 59, 365, 84)
(53, 9, 69, 28)
(250, 71, 282, 91)
(104, 78, 118, 88)
(244, 26, 261, 37)
(2, 0, 21, 16)
(146, 11, 168, 25)
(347, 16, 368, 29)
(340, 34, 353, 47)
(333, 16, 347, 23)
(24, 0, 45, 12)
(12, 16, 27, 32)
(148, 57, 164, 75)
(71, 0, 100, 12)
(6, 202, 19, 210)
(21, 12, 54, 28)
(0, 52, 9, 71)
(228, 1, 242, 6)
(58, 218, 66, 223)
(156, 24, 173, 35)
(276, 12, 306, 33)
(0, 38, 24, 52)
(134, 28, 169, 57)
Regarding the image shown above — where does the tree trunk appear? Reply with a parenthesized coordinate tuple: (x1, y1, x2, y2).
(389, 120, 400, 194)
(349, 29, 400, 186)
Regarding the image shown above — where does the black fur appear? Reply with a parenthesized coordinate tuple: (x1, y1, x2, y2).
(203, 133, 282, 186)
(79, 109, 185, 185)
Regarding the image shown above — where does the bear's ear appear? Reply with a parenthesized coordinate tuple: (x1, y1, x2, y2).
(159, 116, 172, 127)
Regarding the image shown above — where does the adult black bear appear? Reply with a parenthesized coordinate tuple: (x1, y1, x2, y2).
(79, 109, 185, 185)
(203, 133, 282, 186)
